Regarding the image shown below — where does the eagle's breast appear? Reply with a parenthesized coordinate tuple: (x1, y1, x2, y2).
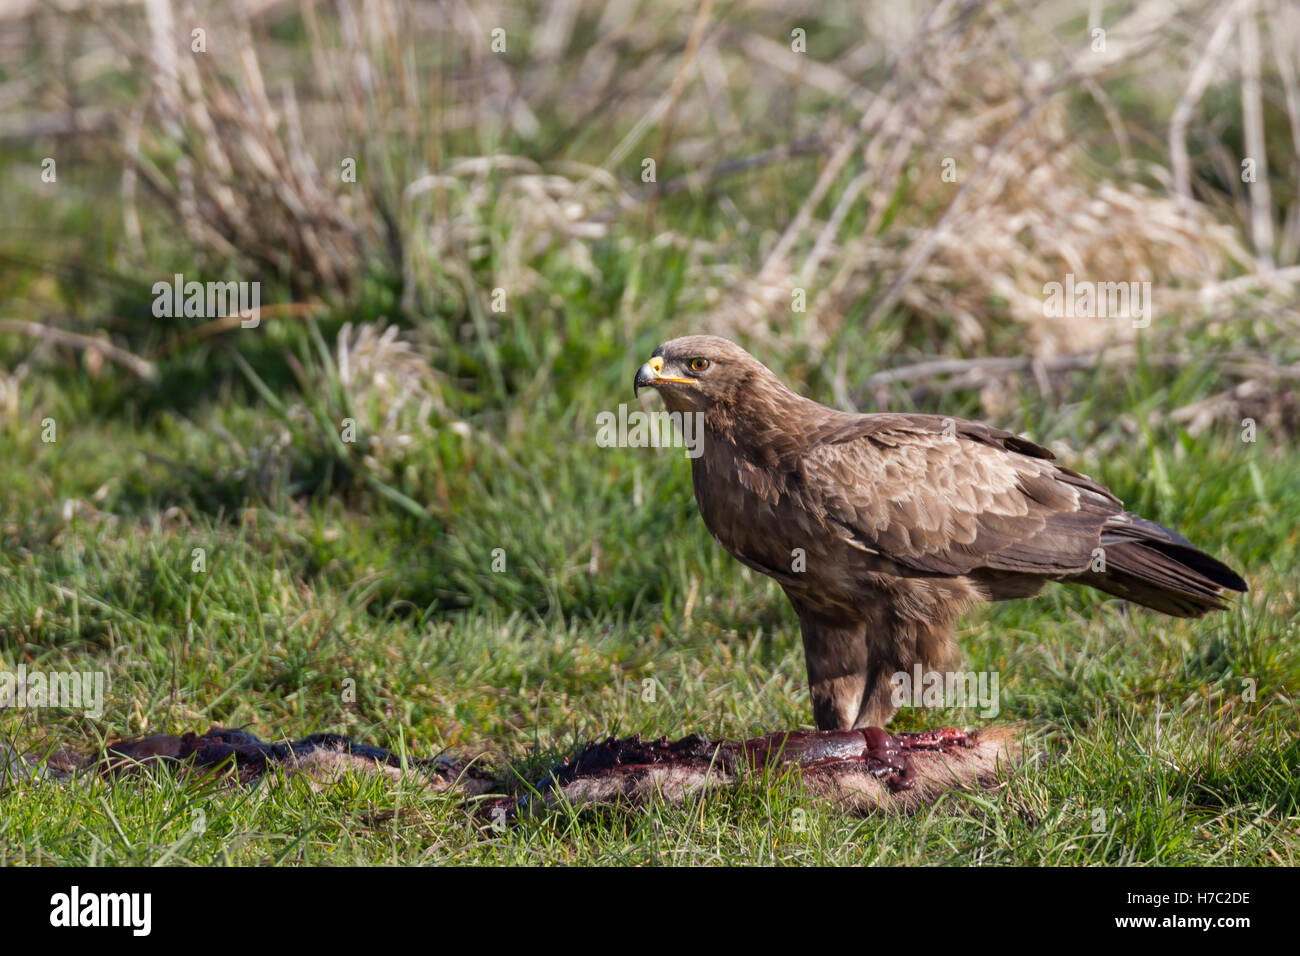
(690, 427, 841, 593)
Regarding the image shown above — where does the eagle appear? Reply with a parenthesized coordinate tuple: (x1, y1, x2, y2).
(634, 335, 1247, 732)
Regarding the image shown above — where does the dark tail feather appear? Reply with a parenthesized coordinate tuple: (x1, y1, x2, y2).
(1074, 513, 1247, 618)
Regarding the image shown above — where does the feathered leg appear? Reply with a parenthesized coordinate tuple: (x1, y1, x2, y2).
(853, 606, 962, 729)
(793, 606, 869, 731)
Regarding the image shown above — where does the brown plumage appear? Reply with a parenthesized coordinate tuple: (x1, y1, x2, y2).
(634, 335, 1247, 732)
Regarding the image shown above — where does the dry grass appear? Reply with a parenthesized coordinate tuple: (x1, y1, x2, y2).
(1, 0, 1297, 871)
(330, 320, 443, 473)
(3, 0, 1298, 368)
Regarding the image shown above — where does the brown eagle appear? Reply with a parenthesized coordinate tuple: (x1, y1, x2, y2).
(634, 335, 1247, 732)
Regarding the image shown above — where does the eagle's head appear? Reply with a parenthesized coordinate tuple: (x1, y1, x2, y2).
(633, 335, 773, 414)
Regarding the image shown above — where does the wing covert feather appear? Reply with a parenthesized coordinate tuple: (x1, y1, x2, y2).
(802, 418, 1120, 577)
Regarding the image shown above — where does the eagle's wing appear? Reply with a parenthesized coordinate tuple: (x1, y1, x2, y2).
(801, 414, 1122, 577)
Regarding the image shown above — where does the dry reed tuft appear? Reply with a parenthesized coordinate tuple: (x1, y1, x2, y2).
(4, 0, 1296, 372)
(332, 319, 442, 472)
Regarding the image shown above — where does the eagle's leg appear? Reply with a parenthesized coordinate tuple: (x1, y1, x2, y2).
(851, 655, 904, 730)
(793, 608, 874, 731)
(794, 601, 963, 732)
(851, 614, 963, 730)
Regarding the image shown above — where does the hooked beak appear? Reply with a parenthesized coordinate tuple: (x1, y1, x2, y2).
(634, 355, 697, 396)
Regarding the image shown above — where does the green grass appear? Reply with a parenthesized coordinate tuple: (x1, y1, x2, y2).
(2, 0, 1298, 867)
(1, 299, 1297, 865)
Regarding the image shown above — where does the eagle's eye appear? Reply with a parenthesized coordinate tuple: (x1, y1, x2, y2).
(689, 357, 711, 373)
